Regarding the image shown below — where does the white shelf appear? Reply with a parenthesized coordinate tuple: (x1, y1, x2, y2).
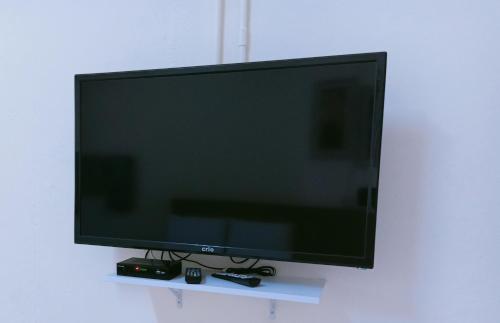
(106, 273, 326, 304)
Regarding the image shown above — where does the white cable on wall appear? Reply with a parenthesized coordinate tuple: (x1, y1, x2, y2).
(216, 0, 225, 64)
(238, 0, 250, 62)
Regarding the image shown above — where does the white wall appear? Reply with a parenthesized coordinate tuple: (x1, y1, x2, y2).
(1, 1, 499, 323)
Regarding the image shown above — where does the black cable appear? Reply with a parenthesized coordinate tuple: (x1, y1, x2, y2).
(170, 251, 191, 261)
(225, 257, 276, 276)
(225, 265, 276, 276)
(229, 256, 249, 264)
(168, 251, 225, 271)
(249, 258, 259, 268)
(144, 249, 276, 276)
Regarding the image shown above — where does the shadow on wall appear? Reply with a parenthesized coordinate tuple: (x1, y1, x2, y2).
(310, 123, 429, 323)
(240, 123, 428, 323)
(374, 124, 427, 317)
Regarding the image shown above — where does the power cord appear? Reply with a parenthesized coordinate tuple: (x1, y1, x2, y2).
(168, 251, 225, 271)
(225, 258, 276, 276)
(229, 256, 249, 264)
(144, 249, 160, 260)
(145, 249, 276, 276)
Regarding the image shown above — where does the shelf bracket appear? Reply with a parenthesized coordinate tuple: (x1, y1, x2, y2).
(269, 299, 277, 320)
(169, 288, 183, 308)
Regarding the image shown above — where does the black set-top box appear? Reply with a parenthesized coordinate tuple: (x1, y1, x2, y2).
(117, 257, 182, 280)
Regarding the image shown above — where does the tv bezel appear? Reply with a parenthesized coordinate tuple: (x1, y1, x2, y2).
(74, 52, 387, 268)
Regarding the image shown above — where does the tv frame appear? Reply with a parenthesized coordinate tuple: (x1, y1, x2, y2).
(75, 52, 387, 268)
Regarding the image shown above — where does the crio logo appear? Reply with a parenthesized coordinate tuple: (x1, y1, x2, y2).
(201, 246, 215, 253)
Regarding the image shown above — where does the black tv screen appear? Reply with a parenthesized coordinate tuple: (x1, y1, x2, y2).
(75, 52, 386, 268)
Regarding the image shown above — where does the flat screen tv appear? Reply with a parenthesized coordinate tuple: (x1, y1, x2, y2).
(75, 52, 386, 268)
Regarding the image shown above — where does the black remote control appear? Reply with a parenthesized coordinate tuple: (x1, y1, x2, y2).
(185, 268, 202, 284)
(212, 272, 261, 287)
